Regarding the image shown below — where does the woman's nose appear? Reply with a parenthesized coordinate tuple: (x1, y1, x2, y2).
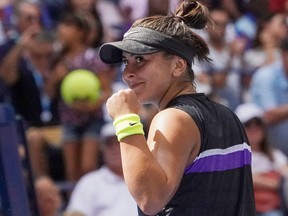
(122, 65, 135, 81)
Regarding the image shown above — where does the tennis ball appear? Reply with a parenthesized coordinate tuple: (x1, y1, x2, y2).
(60, 69, 101, 105)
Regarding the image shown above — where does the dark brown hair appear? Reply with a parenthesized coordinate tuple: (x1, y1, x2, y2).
(59, 12, 91, 39)
(132, 0, 212, 64)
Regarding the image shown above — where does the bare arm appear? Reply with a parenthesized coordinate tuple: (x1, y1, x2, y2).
(106, 89, 200, 215)
(264, 104, 288, 125)
(0, 42, 24, 85)
(253, 173, 281, 190)
(0, 26, 41, 85)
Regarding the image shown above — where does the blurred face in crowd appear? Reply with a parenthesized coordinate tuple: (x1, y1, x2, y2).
(207, 9, 229, 42)
(28, 37, 54, 72)
(267, 14, 287, 41)
(29, 31, 54, 55)
(16, 2, 41, 33)
(56, 13, 91, 50)
(57, 23, 85, 49)
(243, 118, 265, 151)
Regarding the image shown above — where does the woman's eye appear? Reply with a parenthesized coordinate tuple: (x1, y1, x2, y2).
(122, 59, 128, 66)
(136, 56, 143, 63)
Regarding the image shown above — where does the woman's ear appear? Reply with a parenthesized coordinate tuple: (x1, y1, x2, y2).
(172, 57, 187, 77)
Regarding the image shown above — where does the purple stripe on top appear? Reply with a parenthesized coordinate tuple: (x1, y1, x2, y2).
(185, 147, 251, 174)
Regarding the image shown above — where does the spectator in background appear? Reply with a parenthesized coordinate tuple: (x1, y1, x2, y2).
(0, 0, 63, 179)
(253, 12, 287, 63)
(232, 0, 270, 49)
(242, 12, 287, 102)
(249, 37, 288, 156)
(66, 0, 104, 47)
(64, 122, 138, 216)
(235, 103, 288, 216)
(195, 7, 245, 110)
(220, 0, 246, 21)
(0, 0, 55, 127)
(48, 12, 112, 182)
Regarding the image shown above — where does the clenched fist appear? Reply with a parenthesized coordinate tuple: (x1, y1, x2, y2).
(106, 89, 141, 120)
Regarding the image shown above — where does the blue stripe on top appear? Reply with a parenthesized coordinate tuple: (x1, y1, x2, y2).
(184, 143, 252, 174)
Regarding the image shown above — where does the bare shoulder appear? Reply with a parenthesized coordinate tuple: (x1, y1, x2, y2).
(149, 107, 199, 138)
(147, 107, 201, 168)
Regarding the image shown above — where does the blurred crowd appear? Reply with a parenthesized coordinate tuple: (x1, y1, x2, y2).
(0, 0, 288, 215)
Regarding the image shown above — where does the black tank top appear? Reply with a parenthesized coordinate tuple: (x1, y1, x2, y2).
(138, 94, 255, 216)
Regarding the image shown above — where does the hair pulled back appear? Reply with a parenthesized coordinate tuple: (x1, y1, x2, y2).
(132, 0, 212, 63)
(174, 0, 210, 29)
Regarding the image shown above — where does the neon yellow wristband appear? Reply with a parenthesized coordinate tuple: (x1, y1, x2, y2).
(113, 114, 145, 141)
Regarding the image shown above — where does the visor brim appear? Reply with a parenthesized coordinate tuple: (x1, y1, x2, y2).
(99, 40, 159, 64)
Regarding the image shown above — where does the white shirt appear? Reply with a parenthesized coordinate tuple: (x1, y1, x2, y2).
(66, 166, 138, 216)
(252, 149, 288, 174)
